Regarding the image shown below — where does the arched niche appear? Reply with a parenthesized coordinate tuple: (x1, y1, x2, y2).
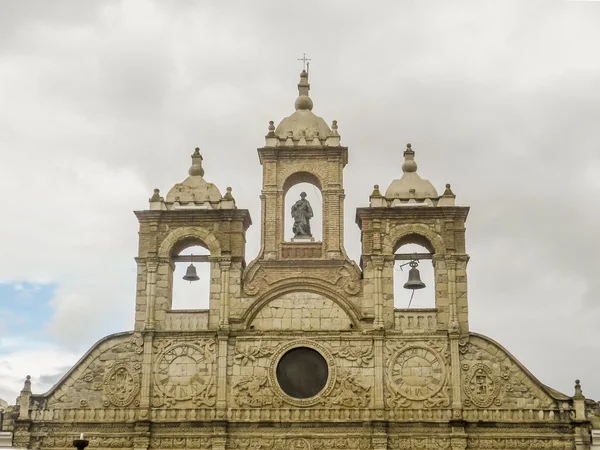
(383, 224, 446, 256)
(158, 226, 222, 258)
(282, 171, 324, 243)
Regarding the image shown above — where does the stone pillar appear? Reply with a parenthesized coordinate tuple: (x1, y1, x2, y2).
(144, 260, 159, 331)
(139, 332, 154, 413)
(219, 259, 231, 329)
(372, 256, 384, 330)
(373, 335, 385, 413)
(216, 334, 229, 417)
(17, 376, 31, 421)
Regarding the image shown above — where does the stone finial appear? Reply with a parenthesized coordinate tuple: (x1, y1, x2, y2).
(574, 379, 585, 400)
(189, 147, 205, 177)
(223, 187, 234, 201)
(295, 70, 313, 111)
(371, 184, 382, 198)
(267, 120, 275, 137)
(21, 375, 31, 393)
(443, 183, 455, 196)
(149, 188, 163, 202)
(331, 120, 339, 135)
(402, 143, 417, 173)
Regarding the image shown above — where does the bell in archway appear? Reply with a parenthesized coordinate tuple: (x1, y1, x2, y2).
(403, 261, 426, 290)
(183, 263, 200, 282)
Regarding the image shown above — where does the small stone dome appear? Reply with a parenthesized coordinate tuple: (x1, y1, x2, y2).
(274, 70, 332, 141)
(165, 148, 223, 205)
(384, 144, 439, 200)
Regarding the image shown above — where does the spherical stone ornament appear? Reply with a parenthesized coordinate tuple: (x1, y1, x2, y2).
(294, 95, 313, 111)
(388, 344, 446, 401)
(269, 340, 336, 407)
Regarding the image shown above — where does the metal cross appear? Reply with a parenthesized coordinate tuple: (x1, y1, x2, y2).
(298, 53, 311, 72)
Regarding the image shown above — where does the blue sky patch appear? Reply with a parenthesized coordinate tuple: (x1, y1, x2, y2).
(0, 282, 57, 354)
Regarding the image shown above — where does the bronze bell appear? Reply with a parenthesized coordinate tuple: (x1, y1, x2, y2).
(403, 261, 426, 290)
(182, 263, 200, 282)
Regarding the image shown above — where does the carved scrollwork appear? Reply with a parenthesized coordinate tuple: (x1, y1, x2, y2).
(232, 375, 282, 408)
(331, 343, 373, 367)
(234, 343, 276, 365)
(323, 370, 371, 408)
(102, 361, 140, 407)
(243, 267, 269, 296)
(335, 266, 361, 295)
(389, 437, 451, 450)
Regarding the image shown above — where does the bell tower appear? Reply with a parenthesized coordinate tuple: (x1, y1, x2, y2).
(257, 70, 347, 261)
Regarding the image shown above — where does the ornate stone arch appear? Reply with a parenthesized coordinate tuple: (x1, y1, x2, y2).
(158, 226, 222, 257)
(279, 167, 326, 194)
(382, 223, 446, 255)
(242, 280, 361, 329)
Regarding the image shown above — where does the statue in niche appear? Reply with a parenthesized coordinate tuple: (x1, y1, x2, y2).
(291, 192, 313, 237)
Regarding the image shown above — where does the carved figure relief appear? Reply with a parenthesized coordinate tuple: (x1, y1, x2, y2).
(102, 362, 140, 407)
(326, 370, 371, 408)
(152, 341, 216, 407)
(234, 343, 276, 365)
(386, 342, 449, 408)
(233, 375, 282, 408)
(463, 362, 501, 407)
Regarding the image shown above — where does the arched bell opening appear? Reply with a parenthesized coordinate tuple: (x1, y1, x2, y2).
(393, 242, 435, 310)
(282, 172, 323, 243)
(169, 242, 211, 311)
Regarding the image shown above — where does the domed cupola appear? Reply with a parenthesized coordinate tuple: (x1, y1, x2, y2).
(267, 70, 339, 148)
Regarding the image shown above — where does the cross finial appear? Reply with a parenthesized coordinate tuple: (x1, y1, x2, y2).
(298, 53, 311, 73)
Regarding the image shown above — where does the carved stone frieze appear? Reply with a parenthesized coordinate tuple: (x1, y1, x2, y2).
(152, 339, 216, 407)
(466, 438, 575, 449)
(388, 436, 451, 450)
(229, 436, 371, 450)
(149, 437, 212, 449)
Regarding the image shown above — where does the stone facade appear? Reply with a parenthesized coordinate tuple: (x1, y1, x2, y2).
(2, 70, 598, 449)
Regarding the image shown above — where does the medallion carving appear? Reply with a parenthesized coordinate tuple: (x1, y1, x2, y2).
(463, 362, 501, 408)
(152, 341, 216, 407)
(386, 342, 449, 408)
(102, 362, 140, 407)
(268, 340, 336, 407)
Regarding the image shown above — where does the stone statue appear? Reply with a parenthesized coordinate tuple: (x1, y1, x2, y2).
(291, 192, 313, 237)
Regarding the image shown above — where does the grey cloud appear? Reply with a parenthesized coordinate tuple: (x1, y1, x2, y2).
(0, 0, 599, 400)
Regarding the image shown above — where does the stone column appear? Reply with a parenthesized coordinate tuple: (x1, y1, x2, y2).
(446, 258, 463, 418)
(219, 259, 231, 329)
(139, 332, 154, 413)
(373, 335, 385, 412)
(216, 334, 229, 417)
(144, 260, 159, 331)
(372, 256, 384, 330)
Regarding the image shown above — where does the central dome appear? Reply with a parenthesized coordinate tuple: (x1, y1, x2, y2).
(274, 70, 332, 141)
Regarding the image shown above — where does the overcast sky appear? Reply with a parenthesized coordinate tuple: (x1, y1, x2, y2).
(1, 0, 599, 403)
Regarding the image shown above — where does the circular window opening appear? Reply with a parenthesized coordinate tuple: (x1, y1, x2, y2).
(276, 347, 328, 399)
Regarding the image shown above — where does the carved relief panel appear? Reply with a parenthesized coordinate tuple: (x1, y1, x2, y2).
(152, 338, 217, 408)
(230, 338, 374, 411)
(385, 339, 451, 409)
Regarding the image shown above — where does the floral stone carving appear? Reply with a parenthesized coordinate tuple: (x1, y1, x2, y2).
(103, 362, 140, 407)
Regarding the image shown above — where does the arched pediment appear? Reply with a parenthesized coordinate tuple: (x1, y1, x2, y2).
(158, 226, 222, 257)
(382, 223, 446, 255)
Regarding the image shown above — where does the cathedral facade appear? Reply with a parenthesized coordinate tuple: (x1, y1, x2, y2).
(4, 70, 599, 450)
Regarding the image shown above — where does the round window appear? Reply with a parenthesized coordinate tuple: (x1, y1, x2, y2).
(275, 347, 328, 399)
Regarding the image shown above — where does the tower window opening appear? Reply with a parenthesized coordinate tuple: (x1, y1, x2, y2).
(171, 245, 211, 310)
(394, 243, 435, 309)
(284, 182, 323, 242)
